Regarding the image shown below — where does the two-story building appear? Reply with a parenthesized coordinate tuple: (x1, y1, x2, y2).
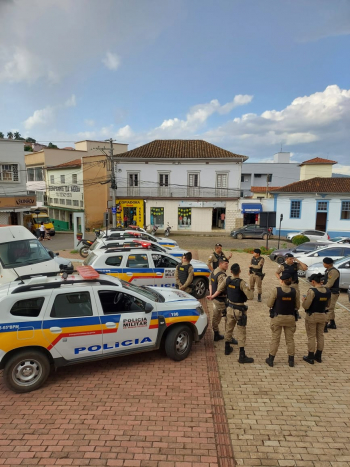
(115, 140, 248, 232)
(0, 138, 36, 225)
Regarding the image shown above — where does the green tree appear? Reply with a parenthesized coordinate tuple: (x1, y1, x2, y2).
(25, 137, 36, 143)
(24, 145, 33, 151)
(13, 131, 21, 139)
(0, 132, 4, 138)
(7, 131, 13, 139)
(48, 142, 58, 149)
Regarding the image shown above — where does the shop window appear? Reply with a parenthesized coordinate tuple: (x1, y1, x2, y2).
(150, 207, 164, 228)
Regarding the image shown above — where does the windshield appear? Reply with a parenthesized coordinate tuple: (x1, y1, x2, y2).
(120, 280, 165, 302)
(83, 253, 97, 266)
(35, 217, 51, 224)
(330, 237, 342, 242)
(0, 239, 52, 269)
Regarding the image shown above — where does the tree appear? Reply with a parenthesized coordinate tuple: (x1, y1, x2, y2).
(14, 131, 21, 140)
(24, 145, 33, 152)
(7, 132, 13, 139)
(25, 137, 36, 143)
(48, 142, 58, 149)
(0, 132, 4, 139)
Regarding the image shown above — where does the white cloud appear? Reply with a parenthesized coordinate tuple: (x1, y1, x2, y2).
(24, 107, 55, 130)
(116, 125, 133, 140)
(84, 119, 95, 127)
(65, 95, 76, 107)
(102, 51, 121, 70)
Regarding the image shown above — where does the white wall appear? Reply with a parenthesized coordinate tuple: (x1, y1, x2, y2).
(47, 166, 84, 209)
(0, 140, 26, 196)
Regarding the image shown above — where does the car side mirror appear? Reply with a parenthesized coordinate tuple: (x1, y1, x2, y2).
(144, 303, 153, 313)
(345, 263, 350, 268)
(48, 250, 55, 259)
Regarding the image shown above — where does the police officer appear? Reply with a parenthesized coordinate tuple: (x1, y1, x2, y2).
(207, 243, 232, 272)
(175, 252, 194, 294)
(209, 263, 254, 363)
(275, 253, 308, 307)
(323, 257, 340, 331)
(302, 273, 331, 364)
(266, 272, 299, 368)
(206, 257, 229, 341)
(249, 248, 265, 302)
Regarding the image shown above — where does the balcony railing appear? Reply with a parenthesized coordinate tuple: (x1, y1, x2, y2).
(127, 187, 140, 196)
(116, 186, 238, 198)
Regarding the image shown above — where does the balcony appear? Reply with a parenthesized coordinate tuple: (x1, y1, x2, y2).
(127, 187, 140, 196)
(116, 186, 238, 199)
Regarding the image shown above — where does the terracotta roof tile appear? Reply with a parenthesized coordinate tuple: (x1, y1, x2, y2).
(251, 186, 281, 193)
(299, 157, 337, 166)
(270, 177, 350, 193)
(116, 140, 248, 160)
(48, 158, 81, 169)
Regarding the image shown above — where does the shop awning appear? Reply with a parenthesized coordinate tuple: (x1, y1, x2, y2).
(241, 203, 262, 213)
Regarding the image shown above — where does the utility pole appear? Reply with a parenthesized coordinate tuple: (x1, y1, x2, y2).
(109, 138, 117, 228)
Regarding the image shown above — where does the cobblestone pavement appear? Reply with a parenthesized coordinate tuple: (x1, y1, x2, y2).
(196, 248, 350, 467)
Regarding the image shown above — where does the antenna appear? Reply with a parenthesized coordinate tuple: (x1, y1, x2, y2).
(13, 268, 24, 284)
(280, 142, 283, 152)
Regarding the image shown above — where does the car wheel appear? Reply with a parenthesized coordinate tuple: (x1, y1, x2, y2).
(276, 255, 284, 264)
(297, 269, 306, 277)
(236, 233, 243, 240)
(4, 350, 50, 393)
(165, 325, 193, 361)
(262, 233, 268, 240)
(79, 246, 90, 258)
(192, 277, 207, 299)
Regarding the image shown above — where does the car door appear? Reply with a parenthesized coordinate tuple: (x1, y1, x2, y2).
(94, 288, 158, 353)
(124, 252, 155, 287)
(308, 247, 345, 266)
(150, 253, 179, 288)
(242, 225, 253, 238)
(42, 287, 103, 361)
(338, 259, 350, 289)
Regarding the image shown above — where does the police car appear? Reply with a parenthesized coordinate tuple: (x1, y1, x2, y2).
(99, 229, 179, 249)
(84, 247, 210, 299)
(0, 266, 207, 393)
(89, 237, 187, 259)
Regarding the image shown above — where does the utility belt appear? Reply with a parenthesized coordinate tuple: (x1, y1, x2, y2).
(330, 289, 340, 295)
(176, 284, 194, 292)
(269, 308, 299, 321)
(214, 296, 227, 303)
(249, 267, 265, 279)
(227, 301, 248, 326)
(306, 309, 328, 316)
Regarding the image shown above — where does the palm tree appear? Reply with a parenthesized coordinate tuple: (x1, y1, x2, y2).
(7, 131, 13, 139)
(0, 132, 4, 139)
(13, 131, 21, 140)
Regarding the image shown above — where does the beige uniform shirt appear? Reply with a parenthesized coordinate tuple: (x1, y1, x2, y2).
(267, 285, 299, 309)
(175, 264, 194, 290)
(217, 276, 254, 301)
(207, 252, 228, 271)
(302, 286, 331, 311)
(250, 256, 264, 272)
(211, 267, 227, 299)
(276, 262, 303, 282)
(323, 268, 340, 291)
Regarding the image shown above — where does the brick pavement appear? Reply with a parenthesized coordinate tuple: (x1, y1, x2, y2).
(199, 249, 350, 467)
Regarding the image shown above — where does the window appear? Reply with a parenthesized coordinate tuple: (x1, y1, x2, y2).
(240, 191, 244, 197)
(128, 173, 139, 187)
(50, 175, 54, 184)
(241, 174, 244, 183)
(73, 200, 79, 207)
(159, 173, 169, 187)
(0, 164, 19, 182)
(0, 239, 51, 268)
(72, 174, 77, 184)
(126, 254, 149, 268)
(341, 201, 350, 220)
(50, 292, 93, 318)
(80, 201, 83, 207)
(105, 255, 123, 266)
(254, 174, 262, 178)
(188, 173, 199, 187)
(65, 185, 69, 192)
(60, 175, 65, 184)
(11, 297, 45, 317)
(27, 168, 35, 181)
(60, 210, 66, 221)
(216, 174, 228, 188)
(267, 174, 272, 182)
(152, 254, 178, 268)
(49, 198, 53, 204)
(314, 248, 343, 257)
(71, 185, 80, 192)
(34, 167, 43, 181)
(317, 201, 328, 211)
(54, 198, 59, 204)
(290, 200, 301, 218)
(98, 291, 145, 314)
(66, 199, 72, 206)
(36, 191, 44, 203)
(60, 199, 65, 205)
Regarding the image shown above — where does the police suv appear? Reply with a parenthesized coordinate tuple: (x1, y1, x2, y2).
(99, 229, 179, 249)
(0, 266, 207, 393)
(84, 246, 210, 299)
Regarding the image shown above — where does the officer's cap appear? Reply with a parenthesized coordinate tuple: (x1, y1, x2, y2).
(253, 248, 261, 254)
(323, 257, 334, 264)
(285, 253, 294, 258)
(215, 243, 222, 247)
(280, 272, 291, 280)
(219, 256, 228, 263)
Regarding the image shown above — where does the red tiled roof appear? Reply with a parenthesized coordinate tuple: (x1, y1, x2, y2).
(299, 157, 337, 166)
(250, 186, 281, 193)
(116, 140, 248, 160)
(270, 177, 350, 193)
(48, 158, 81, 169)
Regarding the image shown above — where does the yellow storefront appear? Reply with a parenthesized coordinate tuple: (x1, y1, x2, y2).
(116, 199, 144, 228)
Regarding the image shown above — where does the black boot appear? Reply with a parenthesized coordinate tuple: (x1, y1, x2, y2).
(257, 294, 262, 302)
(314, 350, 322, 363)
(265, 354, 274, 367)
(229, 337, 238, 345)
(324, 323, 328, 333)
(288, 356, 294, 367)
(238, 347, 254, 364)
(214, 331, 224, 341)
(225, 342, 233, 355)
(327, 320, 337, 329)
(303, 352, 314, 364)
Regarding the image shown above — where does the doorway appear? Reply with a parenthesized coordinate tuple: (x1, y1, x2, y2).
(316, 212, 327, 231)
(212, 208, 226, 229)
(123, 207, 137, 227)
(244, 213, 258, 225)
(10, 212, 18, 225)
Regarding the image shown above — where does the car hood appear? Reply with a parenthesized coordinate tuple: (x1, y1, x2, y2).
(152, 287, 199, 303)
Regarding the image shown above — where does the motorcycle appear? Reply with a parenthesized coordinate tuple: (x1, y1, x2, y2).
(151, 225, 159, 235)
(77, 231, 99, 258)
(164, 223, 172, 237)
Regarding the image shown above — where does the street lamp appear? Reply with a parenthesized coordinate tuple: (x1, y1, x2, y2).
(278, 214, 283, 249)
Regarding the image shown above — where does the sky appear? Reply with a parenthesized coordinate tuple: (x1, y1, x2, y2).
(0, 0, 350, 171)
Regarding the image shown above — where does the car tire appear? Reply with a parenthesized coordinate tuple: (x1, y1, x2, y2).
(276, 255, 284, 264)
(236, 233, 243, 240)
(79, 246, 90, 258)
(4, 350, 50, 393)
(165, 325, 193, 361)
(262, 233, 268, 240)
(192, 277, 207, 299)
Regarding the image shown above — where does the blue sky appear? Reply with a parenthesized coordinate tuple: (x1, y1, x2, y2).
(0, 0, 349, 169)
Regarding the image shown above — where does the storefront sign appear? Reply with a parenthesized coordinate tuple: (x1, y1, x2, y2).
(179, 201, 226, 208)
(178, 207, 191, 229)
(116, 199, 144, 227)
(0, 196, 37, 208)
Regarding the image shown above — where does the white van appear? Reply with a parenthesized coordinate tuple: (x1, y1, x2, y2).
(0, 226, 60, 284)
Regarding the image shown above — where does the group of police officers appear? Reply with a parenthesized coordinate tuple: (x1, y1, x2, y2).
(175, 242, 341, 367)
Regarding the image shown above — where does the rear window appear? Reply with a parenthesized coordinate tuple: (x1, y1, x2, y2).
(11, 297, 45, 317)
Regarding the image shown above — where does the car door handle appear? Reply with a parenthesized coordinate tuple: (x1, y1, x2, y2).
(105, 322, 117, 328)
(156, 272, 163, 276)
(126, 272, 133, 276)
(49, 327, 62, 333)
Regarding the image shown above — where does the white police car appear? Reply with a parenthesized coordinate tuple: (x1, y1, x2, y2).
(0, 266, 207, 393)
(83, 247, 210, 299)
(99, 229, 179, 249)
(89, 238, 187, 258)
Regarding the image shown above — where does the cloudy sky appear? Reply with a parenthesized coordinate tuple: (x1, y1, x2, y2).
(0, 0, 349, 170)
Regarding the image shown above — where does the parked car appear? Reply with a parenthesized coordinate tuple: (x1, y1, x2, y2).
(286, 230, 329, 242)
(321, 236, 350, 244)
(44, 248, 73, 273)
(306, 255, 350, 290)
(88, 238, 187, 258)
(293, 244, 350, 275)
(231, 224, 270, 240)
(269, 242, 330, 264)
(99, 229, 179, 249)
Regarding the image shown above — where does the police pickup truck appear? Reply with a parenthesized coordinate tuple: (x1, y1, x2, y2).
(84, 247, 210, 299)
(0, 266, 207, 393)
